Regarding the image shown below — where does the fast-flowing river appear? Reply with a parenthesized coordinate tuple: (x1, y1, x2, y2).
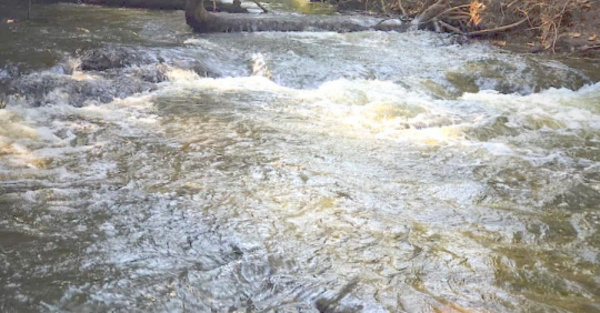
(1, 3, 599, 313)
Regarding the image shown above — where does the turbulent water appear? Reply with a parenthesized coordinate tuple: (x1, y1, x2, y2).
(1, 3, 600, 313)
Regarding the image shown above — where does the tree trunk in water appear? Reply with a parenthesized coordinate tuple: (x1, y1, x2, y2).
(82, 0, 186, 10)
(77, 0, 246, 12)
(185, 0, 409, 33)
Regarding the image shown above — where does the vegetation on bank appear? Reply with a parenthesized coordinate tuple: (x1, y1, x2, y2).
(3, 0, 598, 56)
(88, 0, 600, 55)
(340, 0, 599, 55)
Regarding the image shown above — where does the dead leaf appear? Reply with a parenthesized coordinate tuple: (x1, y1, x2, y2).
(492, 40, 506, 47)
(527, 42, 536, 47)
(589, 34, 598, 41)
(469, 1, 485, 26)
(569, 32, 582, 38)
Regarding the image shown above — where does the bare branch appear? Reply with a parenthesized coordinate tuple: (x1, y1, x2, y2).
(250, 0, 269, 13)
(438, 20, 462, 34)
(466, 17, 528, 36)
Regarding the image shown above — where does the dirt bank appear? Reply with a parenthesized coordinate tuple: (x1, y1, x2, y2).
(480, 1, 600, 59)
(335, 0, 599, 58)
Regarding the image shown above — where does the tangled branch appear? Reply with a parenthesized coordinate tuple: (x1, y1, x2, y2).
(375, 0, 591, 52)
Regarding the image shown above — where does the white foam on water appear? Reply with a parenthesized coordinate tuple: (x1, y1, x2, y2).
(164, 67, 201, 82)
(2, 12, 600, 312)
(462, 83, 600, 131)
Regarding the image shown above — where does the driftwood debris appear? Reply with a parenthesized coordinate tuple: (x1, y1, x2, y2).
(184, 0, 409, 33)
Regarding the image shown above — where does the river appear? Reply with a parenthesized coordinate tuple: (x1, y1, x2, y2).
(1, 3, 599, 313)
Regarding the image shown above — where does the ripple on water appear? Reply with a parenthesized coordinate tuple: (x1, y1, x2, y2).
(1, 4, 600, 312)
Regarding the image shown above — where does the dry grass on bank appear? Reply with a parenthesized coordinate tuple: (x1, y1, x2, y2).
(370, 0, 596, 52)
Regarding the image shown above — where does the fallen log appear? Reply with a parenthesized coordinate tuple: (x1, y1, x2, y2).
(185, 0, 409, 33)
(79, 0, 247, 12)
(81, 0, 186, 10)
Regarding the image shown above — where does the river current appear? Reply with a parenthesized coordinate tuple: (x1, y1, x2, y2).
(1, 3, 599, 313)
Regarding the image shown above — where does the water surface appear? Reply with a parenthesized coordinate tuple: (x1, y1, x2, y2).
(1, 3, 599, 313)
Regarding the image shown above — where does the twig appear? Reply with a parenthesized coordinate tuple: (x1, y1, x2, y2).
(417, 0, 446, 24)
(552, 0, 572, 52)
(466, 17, 528, 36)
(438, 20, 462, 34)
(251, 0, 269, 13)
(427, 4, 470, 24)
(447, 12, 471, 19)
(552, 21, 558, 52)
(379, 0, 389, 15)
(517, 8, 534, 29)
(580, 44, 600, 51)
(396, 0, 407, 17)
(506, 0, 519, 9)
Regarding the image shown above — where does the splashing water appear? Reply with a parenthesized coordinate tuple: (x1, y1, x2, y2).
(1, 3, 600, 313)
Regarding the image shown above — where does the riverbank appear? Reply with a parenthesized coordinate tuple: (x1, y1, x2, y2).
(469, 1, 600, 59)
(334, 0, 600, 58)
(2, 0, 599, 60)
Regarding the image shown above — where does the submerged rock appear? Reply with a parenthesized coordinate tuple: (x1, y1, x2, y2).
(445, 58, 590, 94)
(8, 60, 175, 107)
(79, 47, 156, 71)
